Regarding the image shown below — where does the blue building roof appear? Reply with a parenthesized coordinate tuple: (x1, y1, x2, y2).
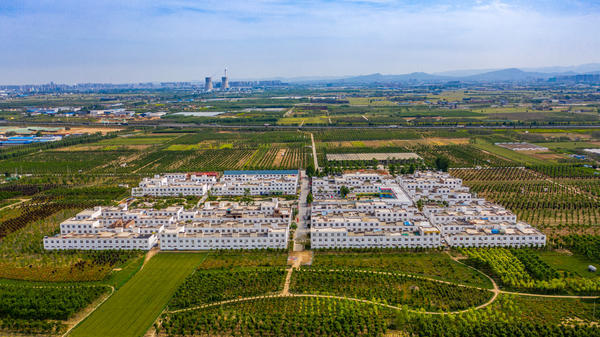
(0, 140, 33, 145)
(8, 136, 35, 140)
(223, 170, 298, 175)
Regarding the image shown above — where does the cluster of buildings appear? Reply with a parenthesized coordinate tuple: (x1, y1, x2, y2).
(43, 198, 291, 251)
(131, 172, 217, 197)
(43, 168, 546, 251)
(132, 170, 298, 197)
(310, 171, 545, 249)
(44, 169, 298, 251)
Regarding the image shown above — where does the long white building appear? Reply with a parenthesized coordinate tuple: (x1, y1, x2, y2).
(212, 170, 298, 196)
(132, 172, 216, 197)
(311, 225, 441, 249)
(160, 227, 287, 250)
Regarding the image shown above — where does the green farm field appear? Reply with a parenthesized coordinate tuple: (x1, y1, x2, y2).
(311, 250, 492, 288)
(69, 252, 206, 337)
(535, 250, 600, 279)
(95, 134, 178, 145)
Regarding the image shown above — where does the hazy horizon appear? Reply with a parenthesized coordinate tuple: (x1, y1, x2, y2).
(1, 0, 599, 84)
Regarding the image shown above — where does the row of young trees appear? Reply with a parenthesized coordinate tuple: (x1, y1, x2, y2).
(168, 268, 286, 310)
(0, 317, 63, 335)
(554, 235, 600, 260)
(0, 284, 107, 321)
(463, 248, 600, 294)
(398, 313, 600, 337)
(160, 297, 388, 337)
(290, 268, 491, 312)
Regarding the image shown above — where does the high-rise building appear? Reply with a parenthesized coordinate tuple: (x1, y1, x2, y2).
(204, 77, 213, 91)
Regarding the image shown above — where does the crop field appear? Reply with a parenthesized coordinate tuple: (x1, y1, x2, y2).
(396, 294, 600, 337)
(0, 185, 135, 282)
(69, 252, 206, 337)
(290, 268, 492, 312)
(0, 205, 141, 283)
(488, 294, 599, 325)
(95, 134, 178, 145)
(122, 146, 311, 173)
(160, 296, 391, 337)
(37, 130, 315, 173)
(471, 138, 549, 166)
(0, 283, 109, 335)
(168, 267, 286, 309)
(311, 251, 491, 288)
(321, 143, 514, 168)
(451, 167, 600, 236)
(0, 150, 126, 174)
(197, 250, 288, 269)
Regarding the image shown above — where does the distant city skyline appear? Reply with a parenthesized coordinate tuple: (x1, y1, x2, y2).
(1, 0, 599, 84)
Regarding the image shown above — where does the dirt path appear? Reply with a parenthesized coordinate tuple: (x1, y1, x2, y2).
(310, 132, 318, 170)
(283, 251, 311, 295)
(0, 198, 28, 212)
(308, 268, 491, 291)
(272, 149, 286, 166)
(141, 247, 160, 270)
(284, 107, 295, 117)
(501, 291, 600, 299)
(166, 292, 489, 316)
(282, 268, 294, 295)
(525, 167, 598, 200)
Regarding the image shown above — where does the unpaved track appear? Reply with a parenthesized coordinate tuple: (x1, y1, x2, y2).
(166, 292, 488, 316)
(310, 133, 318, 170)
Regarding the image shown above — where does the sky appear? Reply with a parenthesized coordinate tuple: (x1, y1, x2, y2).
(1, 0, 599, 84)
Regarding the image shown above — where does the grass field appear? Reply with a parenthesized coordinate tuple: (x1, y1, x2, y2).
(471, 138, 548, 165)
(535, 250, 599, 279)
(96, 135, 178, 145)
(277, 116, 330, 125)
(69, 252, 206, 337)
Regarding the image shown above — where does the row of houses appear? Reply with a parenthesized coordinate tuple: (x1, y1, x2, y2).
(43, 199, 291, 251)
(132, 170, 298, 197)
(310, 171, 546, 249)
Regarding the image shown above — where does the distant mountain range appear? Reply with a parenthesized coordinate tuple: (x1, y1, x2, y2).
(285, 63, 600, 84)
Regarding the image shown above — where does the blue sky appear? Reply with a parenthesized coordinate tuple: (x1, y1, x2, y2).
(1, 0, 599, 84)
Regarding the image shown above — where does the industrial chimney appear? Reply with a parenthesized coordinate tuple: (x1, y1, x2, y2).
(221, 68, 229, 90)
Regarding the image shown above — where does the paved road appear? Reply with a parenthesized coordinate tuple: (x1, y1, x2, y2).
(293, 170, 309, 252)
(309, 132, 318, 171)
(3, 119, 600, 130)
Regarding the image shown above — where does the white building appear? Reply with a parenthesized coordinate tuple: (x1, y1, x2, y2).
(159, 227, 287, 250)
(132, 173, 213, 197)
(444, 220, 546, 247)
(311, 224, 441, 249)
(44, 198, 291, 251)
(310, 170, 546, 249)
(212, 170, 298, 196)
(43, 232, 157, 251)
(398, 171, 474, 205)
